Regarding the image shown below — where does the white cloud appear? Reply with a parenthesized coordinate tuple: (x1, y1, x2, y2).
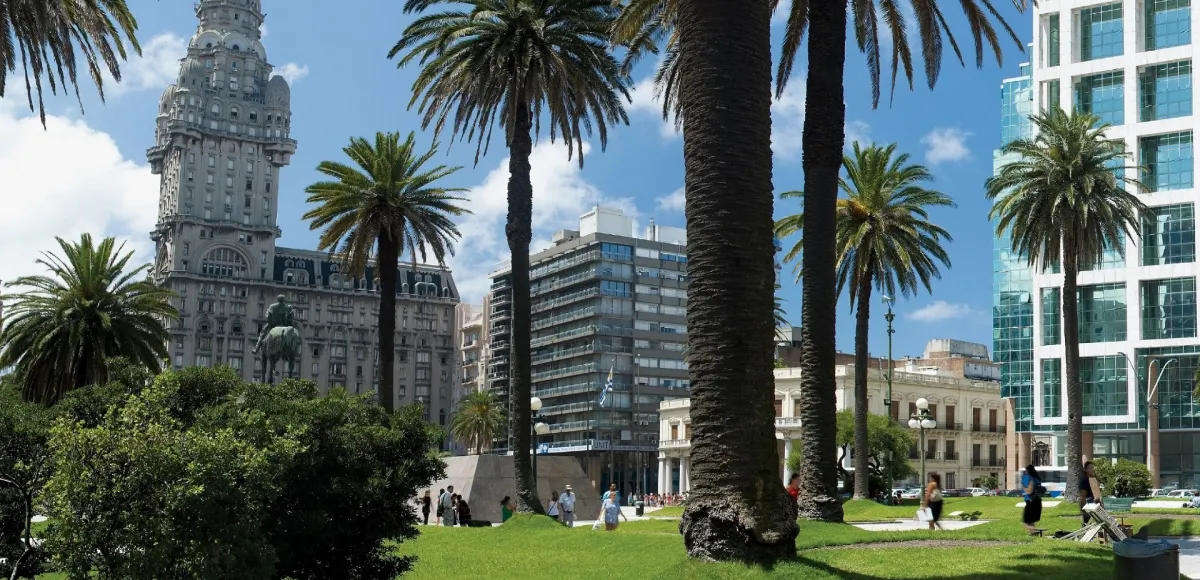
(445, 142, 640, 303)
(921, 127, 972, 165)
(273, 63, 310, 85)
(259, 23, 269, 38)
(907, 301, 976, 322)
(845, 120, 872, 148)
(627, 73, 677, 140)
(0, 97, 157, 287)
(105, 32, 186, 96)
(655, 187, 685, 214)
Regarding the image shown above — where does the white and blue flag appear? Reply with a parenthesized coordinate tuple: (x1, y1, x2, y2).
(598, 365, 614, 407)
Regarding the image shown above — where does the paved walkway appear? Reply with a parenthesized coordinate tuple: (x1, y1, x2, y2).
(1152, 537, 1200, 578)
(851, 520, 991, 532)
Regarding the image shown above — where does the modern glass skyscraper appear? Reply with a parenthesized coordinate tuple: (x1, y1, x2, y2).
(997, 5, 1200, 488)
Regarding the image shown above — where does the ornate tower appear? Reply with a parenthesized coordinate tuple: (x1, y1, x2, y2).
(147, 0, 296, 284)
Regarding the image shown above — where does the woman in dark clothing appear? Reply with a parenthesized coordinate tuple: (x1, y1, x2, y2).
(924, 473, 944, 530)
(1079, 461, 1102, 525)
(1021, 464, 1043, 534)
(421, 490, 432, 525)
(456, 496, 472, 527)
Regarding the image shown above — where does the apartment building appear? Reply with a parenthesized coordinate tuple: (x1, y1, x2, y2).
(489, 206, 690, 493)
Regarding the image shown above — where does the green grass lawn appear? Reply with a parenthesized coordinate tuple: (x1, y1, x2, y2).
(393, 515, 1115, 580)
(841, 497, 1081, 522)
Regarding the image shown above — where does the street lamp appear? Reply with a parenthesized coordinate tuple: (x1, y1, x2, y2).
(531, 397, 549, 483)
(1117, 351, 1186, 484)
(908, 397, 936, 487)
(882, 295, 896, 494)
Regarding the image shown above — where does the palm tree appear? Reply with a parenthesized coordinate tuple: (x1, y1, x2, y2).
(776, 142, 955, 500)
(1, 0, 143, 126)
(303, 131, 469, 414)
(0, 234, 176, 405)
(987, 107, 1147, 502)
(451, 390, 507, 454)
(390, 0, 629, 514)
(622, 0, 1026, 528)
(773, 284, 788, 328)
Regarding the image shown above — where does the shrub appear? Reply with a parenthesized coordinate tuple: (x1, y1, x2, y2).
(1094, 458, 1151, 498)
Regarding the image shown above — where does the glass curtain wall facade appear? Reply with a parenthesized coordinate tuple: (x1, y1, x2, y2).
(1001, 0, 1200, 486)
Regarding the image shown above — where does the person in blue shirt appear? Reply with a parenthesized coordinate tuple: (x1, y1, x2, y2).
(602, 483, 621, 506)
(1021, 464, 1043, 535)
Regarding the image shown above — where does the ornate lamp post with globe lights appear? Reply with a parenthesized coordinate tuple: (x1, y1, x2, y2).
(530, 397, 550, 482)
(908, 398, 936, 487)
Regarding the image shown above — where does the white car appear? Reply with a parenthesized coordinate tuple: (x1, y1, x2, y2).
(966, 487, 988, 497)
(900, 488, 922, 500)
(1167, 489, 1197, 499)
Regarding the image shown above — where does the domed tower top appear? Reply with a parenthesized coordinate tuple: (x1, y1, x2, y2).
(195, 0, 265, 40)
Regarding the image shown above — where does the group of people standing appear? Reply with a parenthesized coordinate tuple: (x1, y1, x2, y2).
(419, 486, 472, 526)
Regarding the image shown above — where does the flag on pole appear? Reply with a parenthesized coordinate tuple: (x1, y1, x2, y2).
(598, 364, 614, 407)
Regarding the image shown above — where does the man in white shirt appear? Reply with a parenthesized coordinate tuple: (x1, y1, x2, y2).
(440, 485, 456, 526)
(559, 486, 576, 527)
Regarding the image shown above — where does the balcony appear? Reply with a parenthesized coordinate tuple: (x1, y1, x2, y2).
(531, 250, 602, 280)
(532, 306, 596, 331)
(532, 343, 630, 366)
(660, 439, 691, 450)
(532, 287, 600, 314)
(774, 416, 803, 430)
(970, 457, 1004, 467)
(531, 362, 597, 382)
(970, 424, 1006, 433)
(944, 452, 960, 461)
(934, 423, 963, 431)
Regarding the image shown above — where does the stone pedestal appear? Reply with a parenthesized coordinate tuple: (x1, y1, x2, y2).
(424, 455, 600, 524)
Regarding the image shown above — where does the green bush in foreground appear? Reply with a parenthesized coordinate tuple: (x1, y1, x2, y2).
(41, 367, 445, 580)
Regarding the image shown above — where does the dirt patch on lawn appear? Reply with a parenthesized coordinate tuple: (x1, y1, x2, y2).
(815, 540, 1018, 551)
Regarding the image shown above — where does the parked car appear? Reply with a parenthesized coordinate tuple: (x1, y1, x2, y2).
(1004, 489, 1023, 497)
(966, 487, 988, 497)
(1167, 489, 1198, 499)
(900, 488, 922, 500)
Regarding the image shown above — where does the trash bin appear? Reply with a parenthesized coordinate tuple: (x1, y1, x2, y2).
(635, 501, 645, 517)
(1113, 539, 1179, 580)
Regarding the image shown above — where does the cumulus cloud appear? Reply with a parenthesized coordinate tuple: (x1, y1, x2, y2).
(0, 97, 157, 286)
(922, 127, 972, 165)
(655, 187, 685, 214)
(444, 142, 644, 303)
(259, 23, 269, 38)
(845, 120, 872, 148)
(907, 300, 976, 322)
(105, 32, 187, 96)
(273, 63, 310, 85)
(627, 73, 677, 140)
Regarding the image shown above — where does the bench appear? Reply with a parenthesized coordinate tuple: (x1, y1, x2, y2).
(948, 510, 983, 521)
(1104, 497, 1135, 514)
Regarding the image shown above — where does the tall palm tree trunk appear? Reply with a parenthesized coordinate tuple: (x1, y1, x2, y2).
(677, 0, 798, 562)
(852, 274, 873, 499)
(1062, 245, 1083, 502)
(796, 0, 848, 522)
(507, 98, 542, 514)
(377, 233, 400, 412)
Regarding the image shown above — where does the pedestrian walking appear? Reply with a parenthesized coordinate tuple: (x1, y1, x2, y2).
(602, 483, 621, 506)
(1079, 461, 1102, 526)
(547, 490, 560, 523)
(421, 490, 432, 525)
(599, 496, 628, 531)
(559, 486, 576, 527)
(1021, 465, 1043, 535)
(923, 473, 944, 531)
(440, 486, 457, 527)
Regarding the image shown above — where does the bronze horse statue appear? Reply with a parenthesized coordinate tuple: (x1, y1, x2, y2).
(255, 326, 301, 384)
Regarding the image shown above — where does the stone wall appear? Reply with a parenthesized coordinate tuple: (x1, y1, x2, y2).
(423, 455, 600, 524)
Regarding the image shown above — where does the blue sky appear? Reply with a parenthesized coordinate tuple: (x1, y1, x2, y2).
(0, 0, 1033, 360)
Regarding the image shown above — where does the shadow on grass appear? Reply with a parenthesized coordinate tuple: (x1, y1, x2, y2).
(793, 547, 1109, 580)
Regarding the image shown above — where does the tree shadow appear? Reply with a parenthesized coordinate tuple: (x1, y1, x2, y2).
(792, 548, 1112, 580)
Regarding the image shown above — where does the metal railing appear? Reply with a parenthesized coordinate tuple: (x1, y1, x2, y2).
(530, 362, 597, 382)
(532, 287, 600, 313)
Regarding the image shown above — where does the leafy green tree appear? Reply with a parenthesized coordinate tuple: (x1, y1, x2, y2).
(0, 383, 53, 580)
(0, 234, 176, 405)
(776, 142, 954, 501)
(1, 0, 142, 126)
(972, 475, 1000, 490)
(784, 410, 914, 495)
(303, 132, 469, 413)
(451, 390, 506, 454)
(987, 107, 1148, 502)
(390, 0, 629, 514)
(615, 0, 1025, 536)
(41, 367, 446, 580)
(1094, 459, 1151, 498)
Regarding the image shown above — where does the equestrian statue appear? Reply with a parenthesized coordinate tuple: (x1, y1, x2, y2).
(253, 294, 302, 384)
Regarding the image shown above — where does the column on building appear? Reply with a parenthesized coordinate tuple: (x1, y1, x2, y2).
(658, 455, 667, 495)
(783, 437, 794, 485)
(680, 457, 690, 493)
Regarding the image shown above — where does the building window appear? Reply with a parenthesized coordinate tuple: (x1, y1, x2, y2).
(1140, 60, 1192, 122)
(1081, 355, 1128, 417)
(1074, 71, 1125, 125)
(1082, 236, 1126, 271)
(600, 243, 632, 261)
(1080, 3, 1124, 61)
(1041, 288, 1061, 346)
(1141, 131, 1194, 192)
(200, 247, 249, 278)
(1142, 277, 1197, 339)
(1042, 358, 1062, 418)
(1047, 13, 1060, 67)
(1045, 79, 1060, 112)
(1078, 283, 1127, 343)
(1146, 0, 1191, 51)
(1142, 203, 1196, 265)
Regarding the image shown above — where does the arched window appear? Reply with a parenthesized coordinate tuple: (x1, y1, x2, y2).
(230, 106, 239, 119)
(232, 44, 240, 51)
(211, 103, 221, 114)
(200, 247, 248, 278)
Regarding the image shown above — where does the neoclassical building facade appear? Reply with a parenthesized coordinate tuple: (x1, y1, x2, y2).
(657, 365, 1008, 494)
(145, 0, 459, 420)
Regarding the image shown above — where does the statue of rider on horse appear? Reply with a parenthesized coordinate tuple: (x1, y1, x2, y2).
(253, 294, 302, 384)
